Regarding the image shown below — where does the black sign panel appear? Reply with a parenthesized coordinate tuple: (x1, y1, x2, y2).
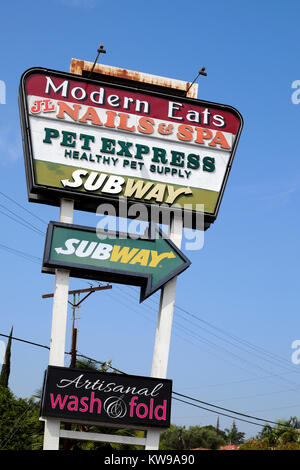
(40, 366, 172, 429)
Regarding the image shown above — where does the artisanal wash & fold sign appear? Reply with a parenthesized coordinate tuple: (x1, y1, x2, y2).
(40, 366, 172, 429)
(19, 68, 243, 228)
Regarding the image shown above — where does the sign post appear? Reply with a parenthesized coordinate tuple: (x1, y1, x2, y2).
(146, 213, 183, 450)
(43, 198, 73, 450)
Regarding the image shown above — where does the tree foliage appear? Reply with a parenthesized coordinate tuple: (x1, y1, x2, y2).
(159, 424, 226, 450)
(2, 351, 300, 451)
(239, 417, 300, 450)
(224, 421, 245, 445)
(0, 385, 43, 450)
(0, 327, 13, 388)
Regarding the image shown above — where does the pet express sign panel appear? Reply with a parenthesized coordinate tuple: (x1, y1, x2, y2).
(19, 68, 243, 228)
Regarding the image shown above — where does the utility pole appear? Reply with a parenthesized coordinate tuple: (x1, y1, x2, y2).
(42, 283, 112, 368)
(42, 282, 112, 451)
(70, 293, 78, 368)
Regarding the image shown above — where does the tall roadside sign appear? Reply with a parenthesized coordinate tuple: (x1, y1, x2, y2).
(19, 58, 243, 451)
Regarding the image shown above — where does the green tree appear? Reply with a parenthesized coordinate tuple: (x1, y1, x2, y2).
(224, 421, 245, 445)
(258, 418, 300, 449)
(159, 424, 185, 450)
(0, 327, 13, 388)
(185, 425, 226, 450)
(0, 385, 43, 450)
(239, 417, 300, 450)
(160, 424, 226, 450)
(238, 439, 270, 450)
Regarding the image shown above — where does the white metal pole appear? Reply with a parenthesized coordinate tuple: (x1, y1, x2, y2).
(146, 213, 183, 450)
(43, 198, 74, 450)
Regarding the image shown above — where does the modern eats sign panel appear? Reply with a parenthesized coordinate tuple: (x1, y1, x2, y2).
(19, 68, 243, 228)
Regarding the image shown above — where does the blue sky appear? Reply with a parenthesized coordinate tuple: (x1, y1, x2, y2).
(1, 0, 300, 439)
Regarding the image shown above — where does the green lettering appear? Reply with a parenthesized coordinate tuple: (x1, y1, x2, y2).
(101, 137, 115, 154)
(152, 147, 168, 164)
(43, 127, 59, 144)
(80, 133, 95, 150)
(117, 140, 133, 157)
(203, 156, 215, 172)
(170, 150, 184, 167)
(135, 144, 149, 160)
(187, 153, 200, 170)
(61, 131, 76, 148)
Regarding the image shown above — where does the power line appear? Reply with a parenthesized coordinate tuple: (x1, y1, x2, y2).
(175, 304, 294, 371)
(1, 331, 297, 430)
(116, 286, 300, 392)
(0, 206, 44, 237)
(172, 391, 286, 427)
(176, 370, 300, 391)
(0, 243, 41, 264)
(0, 197, 297, 431)
(76, 352, 127, 375)
(0, 202, 45, 232)
(0, 333, 50, 350)
(172, 396, 270, 428)
(125, 285, 295, 373)
(0, 400, 37, 450)
(0, 333, 124, 376)
(112, 287, 300, 408)
(115, 287, 283, 382)
(0, 227, 298, 424)
(0, 192, 294, 374)
(2, 257, 300, 406)
(0, 204, 295, 380)
(0, 191, 47, 225)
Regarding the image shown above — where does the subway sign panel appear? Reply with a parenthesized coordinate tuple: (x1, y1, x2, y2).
(42, 222, 191, 302)
(19, 68, 243, 229)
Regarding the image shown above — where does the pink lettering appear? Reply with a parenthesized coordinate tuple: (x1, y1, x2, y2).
(50, 393, 68, 410)
(154, 400, 167, 421)
(79, 396, 89, 413)
(67, 395, 79, 411)
(136, 403, 148, 419)
(89, 391, 101, 414)
(129, 396, 138, 417)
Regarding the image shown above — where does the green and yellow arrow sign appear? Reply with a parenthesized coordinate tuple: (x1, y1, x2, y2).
(42, 222, 191, 302)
